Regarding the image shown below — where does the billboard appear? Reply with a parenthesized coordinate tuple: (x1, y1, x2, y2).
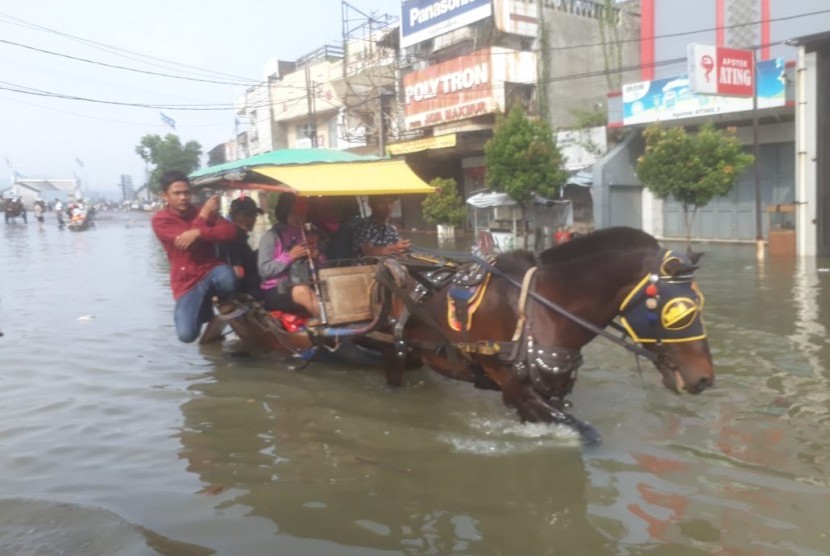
(622, 58, 786, 126)
(400, 0, 492, 48)
(402, 48, 536, 130)
(687, 44, 754, 97)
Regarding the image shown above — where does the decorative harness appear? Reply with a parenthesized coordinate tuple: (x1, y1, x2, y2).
(389, 247, 707, 402)
(618, 250, 706, 345)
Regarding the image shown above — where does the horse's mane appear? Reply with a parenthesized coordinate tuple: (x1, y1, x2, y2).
(538, 227, 660, 266)
(494, 249, 536, 275)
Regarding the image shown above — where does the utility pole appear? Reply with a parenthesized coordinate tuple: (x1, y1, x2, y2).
(377, 89, 396, 158)
(752, 47, 764, 262)
(377, 92, 386, 157)
(305, 65, 318, 148)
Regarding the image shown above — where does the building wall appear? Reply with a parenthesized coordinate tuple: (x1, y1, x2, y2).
(541, 0, 641, 129)
(243, 81, 276, 156)
(795, 49, 818, 255)
(270, 56, 346, 150)
(651, 0, 830, 78)
(601, 0, 830, 245)
(816, 45, 830, 256)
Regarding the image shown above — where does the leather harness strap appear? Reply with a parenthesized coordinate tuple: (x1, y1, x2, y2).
(511, 266, 538, 343)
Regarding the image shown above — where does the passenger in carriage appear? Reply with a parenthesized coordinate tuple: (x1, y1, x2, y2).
(308, 196, 361, 260)
(258, 193, 324, 318)
(217, 196, 264, 301)
(353, 195, 411, 257)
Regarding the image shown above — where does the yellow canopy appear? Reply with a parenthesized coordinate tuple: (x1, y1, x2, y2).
(251, 159, 435, 196)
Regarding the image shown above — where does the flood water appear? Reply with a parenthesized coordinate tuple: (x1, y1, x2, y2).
(1, 211, 829, 556)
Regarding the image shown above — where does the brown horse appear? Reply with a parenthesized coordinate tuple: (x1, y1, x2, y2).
(391, 227, 714, 444)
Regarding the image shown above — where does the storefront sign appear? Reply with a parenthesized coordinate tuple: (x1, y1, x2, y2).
(403, 48, 536, 131)
(622, 58, 786, 126)
(386, 133, 457, 155)
(404, 50, 494, 130)
(687, 44, 754, 97)
(400, 0, 492, 48)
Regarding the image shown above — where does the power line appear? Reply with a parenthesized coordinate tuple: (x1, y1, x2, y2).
(536, 7, 830, 53)
(0, 81, 236, 110)
(0, 11, 259, 83)
(0, 93, 230, 127)
(0, 38, 257, 86)
(0, 7, 816, 114)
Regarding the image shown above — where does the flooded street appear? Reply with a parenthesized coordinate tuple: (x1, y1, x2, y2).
(1, 211, 829, 556)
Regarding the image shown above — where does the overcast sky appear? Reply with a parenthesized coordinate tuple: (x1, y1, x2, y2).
(0, 0, 403, 196)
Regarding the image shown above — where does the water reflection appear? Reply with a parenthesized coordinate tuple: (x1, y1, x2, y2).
(4, 217, 830, 554)
(178, 366, 614, 555)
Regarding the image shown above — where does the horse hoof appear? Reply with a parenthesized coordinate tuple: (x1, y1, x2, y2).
(576, 423, 602, 446)
(554, 411, 601, 446)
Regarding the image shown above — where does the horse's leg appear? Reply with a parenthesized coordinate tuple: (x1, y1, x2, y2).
(375, 342, 404, 387)
(479, 361, 601, 445)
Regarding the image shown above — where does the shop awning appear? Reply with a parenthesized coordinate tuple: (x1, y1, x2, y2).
(466, 191, 562, 207)
(250, 159, 435, 196)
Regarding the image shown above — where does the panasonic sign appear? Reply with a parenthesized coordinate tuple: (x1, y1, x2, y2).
(400, 0, 492, 48)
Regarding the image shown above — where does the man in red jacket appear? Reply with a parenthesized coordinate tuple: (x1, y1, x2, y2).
(152, 170, 238, 342)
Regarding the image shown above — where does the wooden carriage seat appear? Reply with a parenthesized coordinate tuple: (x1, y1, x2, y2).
(318, 265, 379, 325)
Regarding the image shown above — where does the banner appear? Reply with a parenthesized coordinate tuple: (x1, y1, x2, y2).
(400, 0, 492, 48)
(622, 58, 786, 126)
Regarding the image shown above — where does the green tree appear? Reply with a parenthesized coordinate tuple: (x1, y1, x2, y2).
(135, 134, 202, 193)
(485, 105, 568, 247)
(421, 177, 466, 227)
(636, 123, 754, 246)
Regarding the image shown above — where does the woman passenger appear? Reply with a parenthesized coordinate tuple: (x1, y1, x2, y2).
(257, 194, 323, 318)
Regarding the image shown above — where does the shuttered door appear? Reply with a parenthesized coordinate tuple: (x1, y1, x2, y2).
(661, 142, 795, 241)
(609, 186, 643, 228)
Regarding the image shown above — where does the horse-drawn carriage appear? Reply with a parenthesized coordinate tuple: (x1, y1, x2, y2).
(3, 197, 27, 224)
(191, 152, 715, 444)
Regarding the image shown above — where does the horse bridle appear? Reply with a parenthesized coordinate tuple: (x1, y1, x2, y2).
(617, 250, 706, 345)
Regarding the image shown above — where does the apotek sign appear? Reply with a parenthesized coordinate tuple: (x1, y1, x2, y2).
(687, 44, 754, 97)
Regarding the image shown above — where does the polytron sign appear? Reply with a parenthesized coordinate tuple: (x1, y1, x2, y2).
(687, 43, 754, 97)
(404, 50, 493, 130)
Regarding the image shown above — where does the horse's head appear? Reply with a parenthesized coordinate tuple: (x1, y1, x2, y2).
(619, 250, 714, 395)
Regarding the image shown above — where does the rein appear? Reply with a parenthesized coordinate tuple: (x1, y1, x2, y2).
(468, 254, 658, 363)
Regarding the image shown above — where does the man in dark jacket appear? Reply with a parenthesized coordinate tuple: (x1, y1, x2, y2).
(217, 196, 264, 301)
(151, 170, 238, 342)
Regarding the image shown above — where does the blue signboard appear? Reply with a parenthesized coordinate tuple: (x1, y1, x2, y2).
(622, 58, 787, 125)
(400, 0, 492, 48)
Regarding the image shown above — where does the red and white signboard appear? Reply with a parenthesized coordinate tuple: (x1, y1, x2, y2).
(687, 44, 754, 97)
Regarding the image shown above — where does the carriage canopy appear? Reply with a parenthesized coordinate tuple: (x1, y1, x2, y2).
(190, 148, 435, 197)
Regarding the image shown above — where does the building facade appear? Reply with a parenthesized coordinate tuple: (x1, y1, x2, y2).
(601, 0, 830, 255)
(388, 0, 640, 209)
(789, 30, 830, 256)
